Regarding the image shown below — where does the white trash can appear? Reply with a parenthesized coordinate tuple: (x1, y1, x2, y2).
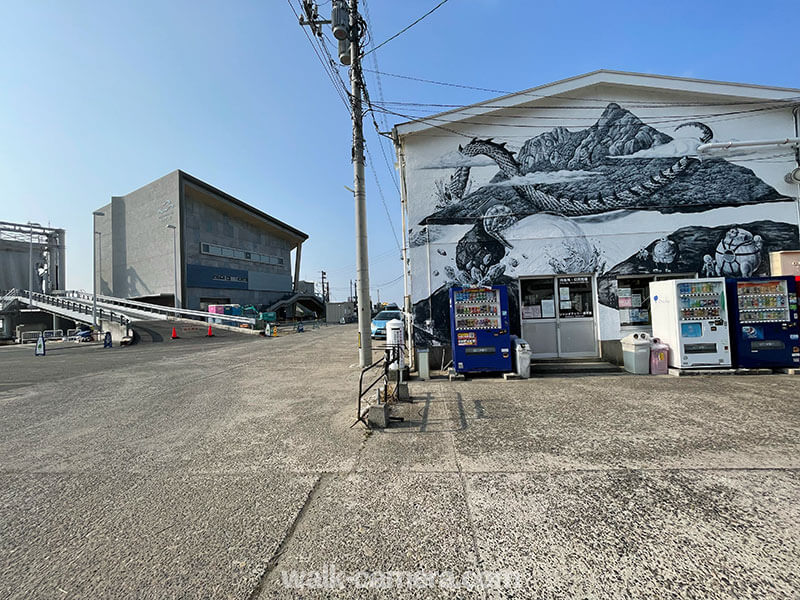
(620, 332, 651, 374)
(512, 336, 532, 379)
(386, 318, 405, 371)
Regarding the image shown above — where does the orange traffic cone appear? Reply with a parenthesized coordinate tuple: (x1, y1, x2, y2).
(206, 325, 214, 337)
(171, 326, 179, 339)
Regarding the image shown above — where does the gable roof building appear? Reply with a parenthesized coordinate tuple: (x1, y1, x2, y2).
(392, 71, 800, 364)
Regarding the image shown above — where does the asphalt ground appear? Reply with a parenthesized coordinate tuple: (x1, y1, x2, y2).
(0, 325, 798, 599)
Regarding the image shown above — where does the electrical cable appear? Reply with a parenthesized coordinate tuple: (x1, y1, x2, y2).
(364, 140, 401, 251)
(287, 0, 352, 114)
(363, 0, 452, 57)
(363, 67, 800, 108)
(360, 0, 401, 193)
(372, 273, 404, 288)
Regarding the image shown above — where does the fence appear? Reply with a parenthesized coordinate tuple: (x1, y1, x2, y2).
(20, 331, 42, 344)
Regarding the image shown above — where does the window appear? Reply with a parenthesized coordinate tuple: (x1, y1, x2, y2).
(520, 278, 555, 319)
(199, 241, 284, 266)
(617, 273, 695, 326)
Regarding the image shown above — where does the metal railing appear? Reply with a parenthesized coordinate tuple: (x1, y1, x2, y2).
(352, 345, 404, 428)
(12, 289, 133, 330)
(64, 290, 257, 326)
(20, 331, 42, 344)
(0, 288, 19, 311)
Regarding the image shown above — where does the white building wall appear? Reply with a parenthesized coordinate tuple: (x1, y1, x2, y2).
(398, 81, 799, 353)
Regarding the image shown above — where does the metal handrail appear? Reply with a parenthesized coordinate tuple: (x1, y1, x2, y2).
(352, 348, 401, 428)
(64, 290, 256, 326)
(16, 290, 133, 329)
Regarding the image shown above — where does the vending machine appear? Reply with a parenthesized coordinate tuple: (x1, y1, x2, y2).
(725, 276, 800, 368)
(650, 278, 732, 368)
(449, 285, 512, 374)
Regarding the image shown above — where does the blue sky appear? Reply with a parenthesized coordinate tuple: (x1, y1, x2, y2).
(1, 0, 797, 303)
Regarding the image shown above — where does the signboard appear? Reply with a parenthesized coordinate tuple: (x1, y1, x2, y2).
(457, 332, 477, 346)
(35, 335, 46, 356)
(186, 264, 248, 290)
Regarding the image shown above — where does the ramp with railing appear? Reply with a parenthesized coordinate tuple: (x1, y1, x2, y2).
(3, 288, 265, 342)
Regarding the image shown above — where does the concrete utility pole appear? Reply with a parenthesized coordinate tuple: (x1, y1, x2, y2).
(349, 0, 372, 366)
(298, 0, 372, 365)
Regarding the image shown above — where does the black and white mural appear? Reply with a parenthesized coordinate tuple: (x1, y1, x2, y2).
(406, 101, 797, 345)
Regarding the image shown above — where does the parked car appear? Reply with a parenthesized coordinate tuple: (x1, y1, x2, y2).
(370, 310, 403, 339)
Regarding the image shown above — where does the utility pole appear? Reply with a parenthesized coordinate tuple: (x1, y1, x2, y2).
(348, 0, 372, 366)
(298, 0, 372, 366)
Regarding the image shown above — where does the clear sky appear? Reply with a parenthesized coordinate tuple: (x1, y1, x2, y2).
(1, 0, 797, 304)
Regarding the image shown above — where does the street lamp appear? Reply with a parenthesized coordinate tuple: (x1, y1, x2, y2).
(92, 211, 105, 328)
(27, 222, 41, 303)
(166, 224, 178, 316)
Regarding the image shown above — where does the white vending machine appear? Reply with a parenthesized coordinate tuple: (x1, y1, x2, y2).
(649, 278, 732, 368)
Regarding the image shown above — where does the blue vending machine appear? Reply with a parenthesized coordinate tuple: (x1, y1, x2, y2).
(449, 285, 512, 374)
(725, 276, 800, 368)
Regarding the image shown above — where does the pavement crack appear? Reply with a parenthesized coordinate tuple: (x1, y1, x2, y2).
(449, 432, 488, 600)
(247, 472, 335, 600)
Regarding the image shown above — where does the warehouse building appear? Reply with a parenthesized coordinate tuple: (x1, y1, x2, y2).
(94, 171, 308, 311)
(392, 70, 800, 363)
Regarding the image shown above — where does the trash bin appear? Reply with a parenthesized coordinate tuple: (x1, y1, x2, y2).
(511, 336, 532, 379)
(417, 347, 430, 380)
(620, 332, 651, 374)
(650, 338, 670, 374)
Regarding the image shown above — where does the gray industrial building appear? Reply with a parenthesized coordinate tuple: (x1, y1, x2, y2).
(0, 221, 67, 339)
(0, 221, 66, 293)
(94, 171, 308, 311)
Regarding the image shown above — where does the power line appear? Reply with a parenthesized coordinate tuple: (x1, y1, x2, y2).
(369, 100, 793, 125)
(363, 0, 452, 56)
(287, 0, 352, 113)
(360, 0, 401, 194)
(373, 273, 404, 288)
(368, 101, 793, 138)
(363, 67, 800, 108)
(364, 140, 401, 251)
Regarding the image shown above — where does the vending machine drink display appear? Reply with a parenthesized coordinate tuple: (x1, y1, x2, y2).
(649, 278, 732, 368)
(449, 285, 512, 374)
(725, 277, 800, 368)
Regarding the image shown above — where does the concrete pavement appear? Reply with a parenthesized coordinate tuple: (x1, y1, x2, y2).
(1, 325, 798, 598)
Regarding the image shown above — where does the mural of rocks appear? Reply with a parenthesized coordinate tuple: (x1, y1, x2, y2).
(409, 101, 795, 347)
(598, 221, 800, 308)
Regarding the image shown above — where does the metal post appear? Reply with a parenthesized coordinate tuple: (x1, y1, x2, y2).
(92, 211, 104, 328)
(350, 0, 372, 367)
(28, 223, 33, 303)
(167, 224, 178, 316)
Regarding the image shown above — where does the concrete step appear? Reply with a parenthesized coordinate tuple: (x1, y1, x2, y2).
(531, 361, 624, 376)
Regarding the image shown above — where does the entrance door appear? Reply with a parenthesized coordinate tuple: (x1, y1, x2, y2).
(519, 275, 598, 359)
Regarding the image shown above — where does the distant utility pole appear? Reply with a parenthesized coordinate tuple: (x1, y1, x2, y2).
(299, 0, 372, 366)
